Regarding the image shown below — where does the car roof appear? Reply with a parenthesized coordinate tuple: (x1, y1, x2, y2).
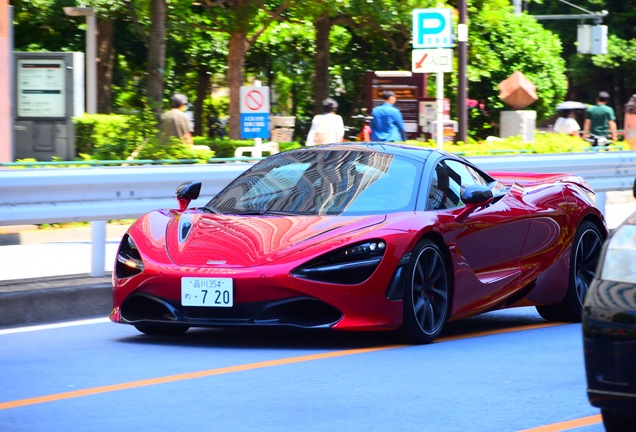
(288, 142, 451, 164)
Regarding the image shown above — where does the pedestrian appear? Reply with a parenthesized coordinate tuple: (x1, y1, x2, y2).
(370, 90, 407, 142)
(582, 91, 618, 143)
(358, 117, 372, 141)
(624, 94, 636, 150)
(305, 97, 345, 146)
(553, 109, 581, 137)
(161, 93, 194, 146)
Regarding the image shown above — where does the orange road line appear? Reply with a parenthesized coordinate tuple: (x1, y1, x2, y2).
(518, 414, 602, 431)
(0, 321, 563, 410)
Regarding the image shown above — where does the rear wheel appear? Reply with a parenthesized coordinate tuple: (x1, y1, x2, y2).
(134, 323, 190, 336)
(401, 240, 450, 344)
(536, 220, 603, 322)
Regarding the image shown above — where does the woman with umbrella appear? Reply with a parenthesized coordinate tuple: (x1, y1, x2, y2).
(554, 108, 582, 137)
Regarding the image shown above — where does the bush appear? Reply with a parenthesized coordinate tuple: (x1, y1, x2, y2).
(69, 112, 626, 164)
(410, 132, 626, 156)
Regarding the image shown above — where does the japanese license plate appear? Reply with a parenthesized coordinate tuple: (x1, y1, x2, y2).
(181, 277, 233, 307)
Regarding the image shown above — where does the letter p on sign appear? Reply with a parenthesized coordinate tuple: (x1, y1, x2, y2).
(412, 8, 453, 49)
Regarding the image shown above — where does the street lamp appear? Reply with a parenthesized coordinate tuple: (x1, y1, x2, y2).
(64, 6, 103, 276)
(63, 7, 97, 114)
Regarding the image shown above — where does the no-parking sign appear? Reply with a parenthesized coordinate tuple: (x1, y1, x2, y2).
(240, 86, 270, 139)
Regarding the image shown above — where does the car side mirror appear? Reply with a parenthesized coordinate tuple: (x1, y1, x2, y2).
(176, 181, 202, 211)
(460, 184, 493, 205)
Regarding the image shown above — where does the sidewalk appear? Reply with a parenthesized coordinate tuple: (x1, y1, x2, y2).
(1, 191, 635, 328)
(0, 224, 129, 327)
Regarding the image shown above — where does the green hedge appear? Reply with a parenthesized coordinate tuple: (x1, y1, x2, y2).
(67, 114, 627, 164)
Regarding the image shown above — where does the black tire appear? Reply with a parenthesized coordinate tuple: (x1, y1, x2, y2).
(602, 409, 636, 432)
(134, 323, 190, 336)
(536, 220, 603, 322)
(401, 240, 450, 344)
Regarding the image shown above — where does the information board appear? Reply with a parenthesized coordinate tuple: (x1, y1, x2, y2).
(16, 58, 66, 118)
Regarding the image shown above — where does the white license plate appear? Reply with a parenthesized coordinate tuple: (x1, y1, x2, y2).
(181, 277, 233, 307)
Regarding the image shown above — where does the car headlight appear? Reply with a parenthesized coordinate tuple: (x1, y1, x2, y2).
(115, 234, 144, 278)
(292, 240, 386, 284)
(599, 225, 636, 284)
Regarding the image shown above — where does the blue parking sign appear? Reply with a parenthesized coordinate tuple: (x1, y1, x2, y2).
(412, 8, 454, 49)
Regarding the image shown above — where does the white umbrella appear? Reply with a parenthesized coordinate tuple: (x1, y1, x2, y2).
(557, 101, 587, 110)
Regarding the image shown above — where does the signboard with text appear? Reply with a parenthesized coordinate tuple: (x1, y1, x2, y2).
(16, 58, 66, 118)
(240, 86, 270, 139)
(411, 49, 453, 73)
(364, 71, 426, 136)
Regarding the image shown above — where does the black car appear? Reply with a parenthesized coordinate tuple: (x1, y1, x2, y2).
(583, 199, 636, 431)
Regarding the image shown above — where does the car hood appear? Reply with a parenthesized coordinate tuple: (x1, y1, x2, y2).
(166, 213, 386, 267)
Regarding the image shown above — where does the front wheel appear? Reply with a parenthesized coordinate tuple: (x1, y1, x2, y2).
(537, 220, 603, 322)
(400, 240, 450, 344)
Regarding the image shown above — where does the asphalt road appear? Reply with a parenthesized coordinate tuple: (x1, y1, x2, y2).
(2, 193, 633, 431)
(0, 307, 605, 432)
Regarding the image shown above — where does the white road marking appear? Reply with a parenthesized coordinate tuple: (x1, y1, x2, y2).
(0, 317, 110, 335)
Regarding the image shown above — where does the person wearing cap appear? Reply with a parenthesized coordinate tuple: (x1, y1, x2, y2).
(161, 93, 194, 146)
(305, 97, 345, 146)
(370, 90, 407, 142)
(583, 91, 618, 142)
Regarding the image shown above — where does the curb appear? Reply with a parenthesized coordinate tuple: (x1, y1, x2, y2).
(0, 274, 112, 328)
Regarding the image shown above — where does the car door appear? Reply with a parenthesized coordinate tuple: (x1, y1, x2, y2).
(424, 158, 533, 315)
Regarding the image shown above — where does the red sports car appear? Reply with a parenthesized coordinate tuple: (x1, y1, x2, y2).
(110, 143, 607, 344)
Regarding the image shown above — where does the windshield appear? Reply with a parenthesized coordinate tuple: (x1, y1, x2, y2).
(206, 149, 420, 216)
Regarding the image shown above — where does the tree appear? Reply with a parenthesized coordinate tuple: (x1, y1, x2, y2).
(465, 0, 568, 137)
(525, 0, 636, 122)
(194, 1, 295, 139)
(146, 0, 167, 121)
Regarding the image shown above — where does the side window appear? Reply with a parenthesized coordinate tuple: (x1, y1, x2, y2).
(427, 159, 486, 210)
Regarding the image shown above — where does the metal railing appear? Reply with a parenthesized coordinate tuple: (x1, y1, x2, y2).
(2, 152, 636, 276)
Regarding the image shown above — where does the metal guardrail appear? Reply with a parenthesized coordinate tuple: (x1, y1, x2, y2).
(1, 152, 636, 276)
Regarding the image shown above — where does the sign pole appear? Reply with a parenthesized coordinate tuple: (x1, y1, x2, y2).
(436, 72, 444, 150)
(254, 80, 262, 147)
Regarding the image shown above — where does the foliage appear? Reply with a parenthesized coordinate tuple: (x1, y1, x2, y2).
(465, 1, 568, 139)
(525, 0, 636, 119)
(73, 110, 215, 162)
(11, 0, 636, 149)
(413, 132, 625, 156)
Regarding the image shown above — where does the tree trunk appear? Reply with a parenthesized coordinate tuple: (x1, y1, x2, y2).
(227, 31, 248, 140)
(147, 0, 166, 122)
(195, 66, 210, 136)
(313, 15, 331, 115)
(97, 18, 114, 114)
